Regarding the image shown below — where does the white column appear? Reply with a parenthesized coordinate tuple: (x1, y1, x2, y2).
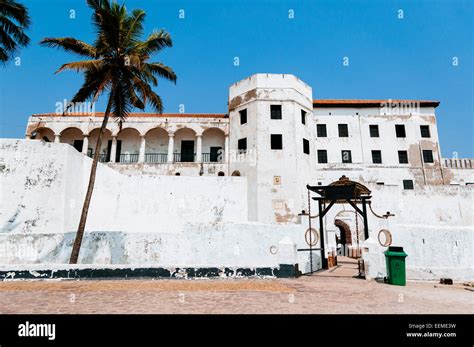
(167, 133, 174, 163)
(109, 136, 117, 162)
(139, 135, 146, 163)
(82, 135, 89, 154)
(54, 134, 60, 143)
(196, 134, 202, 162)
(224, 134, 229, 163)
(25, 134, 31, 140)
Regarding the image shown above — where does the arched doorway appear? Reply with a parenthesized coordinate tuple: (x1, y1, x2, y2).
(60, 127, 84, 152)
(30, 127, 54, 142)
(202, 128, 225, 162)
(117, 128, 141, 163)
(145, 127, 168, 163)
(87, 128, 112, 162)
(174, 128, 196, 162)
(231, 170, 241, 176)
(334, 219, 352, 246)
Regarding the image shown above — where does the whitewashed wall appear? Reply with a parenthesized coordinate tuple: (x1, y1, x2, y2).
(0, 223, 303, 268)
(0, 139, 247, 237)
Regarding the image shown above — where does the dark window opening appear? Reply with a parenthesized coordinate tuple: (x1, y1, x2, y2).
(239, 109, 247, 125)
(317, 150, 328, 163)
(301, 110, 306, 125)
(369, 125, 379, 137)
(317, 124, 327, 137)
(338, 124, 349, 137)
(371, 150, 382, 164)
(73, 140, 83, 152)
(181, 140, 195, 162)
(422, 150, 434, 163)
(175, 172, 181, 176)
(403, 180, 414, 190)
(395, 124, 406, 138)
(271, 134, 283, 150)
(270, 105, 282, 119)
(238, 138, 247, 153)
(303, 138, 310, 154)
(341, 150, 352, 163)
(398, 150, 409, 164)
(106, 140, 112, 162)
(218, 171, 225, 176)
(420, 125, 430, 138)
(210, 146, 222, 162)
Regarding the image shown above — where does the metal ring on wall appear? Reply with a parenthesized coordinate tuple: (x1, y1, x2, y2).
(305, 228, 319, 246)
(378, 229, 392, 247)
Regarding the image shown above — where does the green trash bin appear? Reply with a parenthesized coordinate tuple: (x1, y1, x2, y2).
(384, 246, 408, 286)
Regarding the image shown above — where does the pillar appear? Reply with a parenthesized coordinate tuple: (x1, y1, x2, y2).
(167, 133, 174, 163)
(139, 135, 146, 163)
(54, 134, 60, 143)
(196, 134, 202, 162)
(224, 134, 229, 163)
(82, 135, 89, 154)
(110, 136, 117, 162)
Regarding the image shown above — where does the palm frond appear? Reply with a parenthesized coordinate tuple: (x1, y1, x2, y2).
(0, 14, 29, 45)
(40, 37, 97, 57)
(130, 30, 172, 56)
(70, 67, 111, 104)
(124, 8, 145, 45)
(0, 0, 30, 27)
(144, 62, 177, 84)
(55, 60, 103, 74)
(131, 75, 164, 114)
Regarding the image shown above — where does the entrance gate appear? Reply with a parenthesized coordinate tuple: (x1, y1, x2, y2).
(298, 176, 372, 275)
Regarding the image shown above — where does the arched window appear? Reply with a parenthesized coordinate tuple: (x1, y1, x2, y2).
(231, 170, 241, 176)
(218, 171, 225, 176)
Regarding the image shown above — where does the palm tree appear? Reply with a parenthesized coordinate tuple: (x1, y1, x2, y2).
(0, 0, 30, 63)
(41, 0, 177, 264)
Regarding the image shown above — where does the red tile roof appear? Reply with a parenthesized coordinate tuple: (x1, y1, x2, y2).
(313, 99, 440, 108)
(32, 112, 228, 118)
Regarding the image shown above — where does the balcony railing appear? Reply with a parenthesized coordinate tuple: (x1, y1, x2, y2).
(86, 152, 227, 164)
(145, 153, 168, 163)
(87, 152, 108, 163)
(119, 153, 139, 163)
(173, 153, 196, 163)
(202, 153, 222, 163)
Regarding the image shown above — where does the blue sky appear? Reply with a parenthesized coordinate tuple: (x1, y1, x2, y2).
(0, 0, 472, 157)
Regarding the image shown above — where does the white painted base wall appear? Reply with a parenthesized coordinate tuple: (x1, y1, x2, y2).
(0, 139, 473, 281)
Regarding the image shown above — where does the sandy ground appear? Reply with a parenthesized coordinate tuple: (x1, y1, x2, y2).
(0, 260, 472, 314)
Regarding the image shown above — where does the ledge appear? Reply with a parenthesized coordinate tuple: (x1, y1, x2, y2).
(0, 264, 297, 280)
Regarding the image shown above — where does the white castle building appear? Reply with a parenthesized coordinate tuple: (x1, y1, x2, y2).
(1, 73, 473, 280)
(25, 73, 473, 224)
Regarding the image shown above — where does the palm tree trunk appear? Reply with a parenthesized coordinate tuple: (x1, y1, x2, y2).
(69, 96, 114, 264)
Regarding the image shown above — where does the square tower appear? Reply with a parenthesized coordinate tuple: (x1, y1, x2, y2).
(228, 74, 314, 223)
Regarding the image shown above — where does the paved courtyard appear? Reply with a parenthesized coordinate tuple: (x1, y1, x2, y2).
(0, 268, 472, 314)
